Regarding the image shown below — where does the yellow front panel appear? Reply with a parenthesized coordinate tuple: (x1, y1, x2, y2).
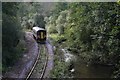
(41, 32, 43, 39)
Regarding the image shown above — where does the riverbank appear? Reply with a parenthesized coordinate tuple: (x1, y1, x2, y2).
(49, 35, 114, 78)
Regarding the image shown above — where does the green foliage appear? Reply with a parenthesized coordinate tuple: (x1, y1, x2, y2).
(0, 2, 1, 73)
(67, 2, 120, 64)
(2, 2, 19, 16)
(48, 2, 120, 78)
(19, 2, 57, 29)
(114, 60, 120, 78)
(48, 24, 57, 34)
(47, 10, 69, 35)
(18, 3, 47, 29)
(55, 10, 68, 35)
(2, 3, 23, 72)
(51, 2, 68, 17)
(69, 2, 120, 78)
(50, 47, 69, 78)
(32, 3, 43, 13)
(49, 34, 65, 43)
(46, 16, 57, 34)
(34, 14, 46, 28)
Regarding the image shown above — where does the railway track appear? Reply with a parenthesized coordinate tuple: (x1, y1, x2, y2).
(26, 44, 48, 80)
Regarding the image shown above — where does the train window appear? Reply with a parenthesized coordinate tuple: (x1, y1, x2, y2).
(41, 32, 43, 39)
(44, 33, 46, 39)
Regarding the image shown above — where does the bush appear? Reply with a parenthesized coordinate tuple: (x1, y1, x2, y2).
(2, 13, 23, 72)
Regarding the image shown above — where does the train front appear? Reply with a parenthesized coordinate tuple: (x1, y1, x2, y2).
(33, 27, 46, 44)
(37, 29, 46, 43)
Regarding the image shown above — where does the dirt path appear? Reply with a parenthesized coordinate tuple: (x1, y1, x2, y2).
(3, 31, 39, 78)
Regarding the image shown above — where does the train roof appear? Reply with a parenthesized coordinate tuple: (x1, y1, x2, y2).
(32, 27, 45, 32)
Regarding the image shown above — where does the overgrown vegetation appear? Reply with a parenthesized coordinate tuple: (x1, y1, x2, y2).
(2, 2, 120, 78)
(2, 2, 24, 72)
(47, 2, 120, 78)
(19, 3, 50, 30)
(0, 2, 2, 73)
(2, 2, 49, 72)
(50, 46, 70, 78)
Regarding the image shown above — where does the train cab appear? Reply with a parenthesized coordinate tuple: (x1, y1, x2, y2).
(32, 27, 46, 43)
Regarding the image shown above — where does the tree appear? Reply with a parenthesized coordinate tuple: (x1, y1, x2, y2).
(34, 14, 46, 28)
(2, 2, 23, 71)
(47, 2, 120, 78)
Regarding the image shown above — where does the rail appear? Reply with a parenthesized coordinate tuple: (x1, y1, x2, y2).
(26, 44, 48, 80)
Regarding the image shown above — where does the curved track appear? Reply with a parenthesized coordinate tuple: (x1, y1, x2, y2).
(26, 44, 48, 80)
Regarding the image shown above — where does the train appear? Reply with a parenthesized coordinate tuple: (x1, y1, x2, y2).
(32, 26, 46, 43)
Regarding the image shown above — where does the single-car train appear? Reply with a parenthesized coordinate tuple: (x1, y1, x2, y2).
(32, 26, 46, 43)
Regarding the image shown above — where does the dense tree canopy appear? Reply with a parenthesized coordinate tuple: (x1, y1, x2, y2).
(18, 3, 46, 29)
(47, 2, 120, 78)
(2, 2, 23, 71)
(2, 2, 52, 72)
(2, 2, 120, 78)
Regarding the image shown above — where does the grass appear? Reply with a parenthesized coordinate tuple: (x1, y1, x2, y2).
(49, 34, 65, 42)
(50, 47, 69, 78)
(49, 33, 73, 78)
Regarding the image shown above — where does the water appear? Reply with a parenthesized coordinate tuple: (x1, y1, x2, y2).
(60, 43, 114, 78)
(74, 56, 114, 78)
(61, 49, 76, 63)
